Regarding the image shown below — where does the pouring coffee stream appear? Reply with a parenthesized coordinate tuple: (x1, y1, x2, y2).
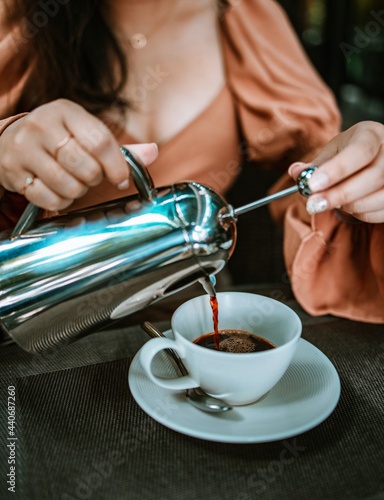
(0, 148, 316, 353)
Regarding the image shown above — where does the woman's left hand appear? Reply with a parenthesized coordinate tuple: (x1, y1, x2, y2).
(289, 120, 384, 223)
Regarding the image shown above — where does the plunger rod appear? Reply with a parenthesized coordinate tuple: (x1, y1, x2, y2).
(233, 185, 299, 217)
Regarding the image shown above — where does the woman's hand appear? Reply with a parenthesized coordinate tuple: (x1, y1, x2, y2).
(0, 99, 158, 211)
(289, 121, 384, 223)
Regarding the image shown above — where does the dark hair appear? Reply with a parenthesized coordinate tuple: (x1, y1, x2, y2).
(5, 0, 127, 121)
(6, 0, 229, 121)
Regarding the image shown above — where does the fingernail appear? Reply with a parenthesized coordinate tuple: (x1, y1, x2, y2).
(308, 171, 329, 192)
(306, 196, 329, 215)
(117, 179, 129, 190)
(288, 162, 307, 177)
(150, 142, 158, 153)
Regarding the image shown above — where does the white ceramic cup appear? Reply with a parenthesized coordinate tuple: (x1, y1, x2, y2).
(139, 292, 302, 405)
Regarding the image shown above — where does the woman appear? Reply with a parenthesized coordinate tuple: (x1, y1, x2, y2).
(0, 0, 383, 321)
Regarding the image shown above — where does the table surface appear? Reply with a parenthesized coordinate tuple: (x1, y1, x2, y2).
(1, 285, 384, 500)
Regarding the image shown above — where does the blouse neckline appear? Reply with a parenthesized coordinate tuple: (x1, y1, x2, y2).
(116, 85, 229, 150)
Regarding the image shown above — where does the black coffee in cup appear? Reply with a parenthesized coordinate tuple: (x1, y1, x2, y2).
(193, 329, 275, 353)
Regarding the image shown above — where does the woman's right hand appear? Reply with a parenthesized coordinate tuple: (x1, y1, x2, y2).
(0, 99, 157, 211)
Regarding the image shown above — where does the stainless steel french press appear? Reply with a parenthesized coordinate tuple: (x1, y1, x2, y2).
(0, 148, 315, 353)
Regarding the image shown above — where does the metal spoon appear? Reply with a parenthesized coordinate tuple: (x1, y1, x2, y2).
(141, 321, 232, 413)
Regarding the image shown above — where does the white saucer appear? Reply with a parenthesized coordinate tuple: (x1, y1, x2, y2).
(128, 332, 341, 443)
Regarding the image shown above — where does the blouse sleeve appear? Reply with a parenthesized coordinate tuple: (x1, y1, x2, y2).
(269, 174, 384, 323)
(270, 164, 384, 323)
(0, 20, 31, 118)
(290, 208, 384, 324)
(0, 21, 32, 229)
(221, 0, 341, 164)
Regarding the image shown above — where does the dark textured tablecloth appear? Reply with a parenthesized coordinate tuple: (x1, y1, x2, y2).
(1, 286, 384, 500)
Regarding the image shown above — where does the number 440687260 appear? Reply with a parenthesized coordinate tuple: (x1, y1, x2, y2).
(7, 386, 16, 437)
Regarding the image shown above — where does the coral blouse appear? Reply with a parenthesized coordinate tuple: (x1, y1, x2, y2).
(0, 0, 383, 323)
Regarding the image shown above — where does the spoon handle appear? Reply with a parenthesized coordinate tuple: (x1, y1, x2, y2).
(141, 321, 233, 413)
(141, 322, 188, 377)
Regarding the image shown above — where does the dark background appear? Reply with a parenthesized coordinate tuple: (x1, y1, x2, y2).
(278, 0, 384, 128)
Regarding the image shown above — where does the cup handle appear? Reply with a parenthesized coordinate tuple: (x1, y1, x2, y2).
(139, 338, 199, 390)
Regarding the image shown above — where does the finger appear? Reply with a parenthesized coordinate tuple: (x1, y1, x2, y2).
(55, 136, 104, 187)
(123, 143, 159, 166)
(25, 150, 89, 200)
(342, 187, 384, 215)
(288, 131, 347, 179)
(310, 134, 341, 168)
(308, 152, 384, 211)
(33, 100, 130, 188)
(307, 125, 382, 193)
(288, 122, 383, 183)
(306, 182, 384, 217)
(13, 110, 109, 190)
(352, 209, 384, 224)
(60, 105, 131, 187)
(21, 176, 73, 212)
(288, 162, 313, 180)
(114, 143, 158, 190)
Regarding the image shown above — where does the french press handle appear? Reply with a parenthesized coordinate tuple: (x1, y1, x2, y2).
(11, 147, 157, 239)
(120, 146, 157, 202)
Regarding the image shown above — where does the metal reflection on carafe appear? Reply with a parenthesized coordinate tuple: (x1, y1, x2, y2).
(0, 152, 236, 353)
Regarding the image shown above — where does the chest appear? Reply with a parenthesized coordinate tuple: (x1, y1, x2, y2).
(121, 12, 226, 145)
